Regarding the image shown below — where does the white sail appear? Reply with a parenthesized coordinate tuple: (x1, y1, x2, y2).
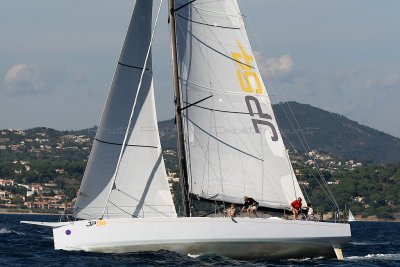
(75, 0, 176, 219)
(348, 210, 355, 222)
(174, 0, 304, 210)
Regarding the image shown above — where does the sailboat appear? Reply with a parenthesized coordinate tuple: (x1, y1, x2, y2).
(348, 210, 356, 222)
(22, 0, 351, 259)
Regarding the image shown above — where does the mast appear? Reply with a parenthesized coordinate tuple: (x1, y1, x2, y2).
(168, 0, 190, 217)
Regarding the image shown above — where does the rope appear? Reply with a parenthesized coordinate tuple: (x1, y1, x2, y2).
(238, 0, 339, 210)
(117, 188, 172, 218)
(101, 0, 164, 219)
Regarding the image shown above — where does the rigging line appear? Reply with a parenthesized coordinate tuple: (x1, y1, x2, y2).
(179, 95, 213, 112)
(179, 77, 261, 96)
(277, 122, 331, 198)
(280, 129, 338, 207)
(174, 3, 265, 181)
(190, 123, 225, 191)
(206, 30, 223, 195)
(116, 188, 171, 217)
(175, 12, 263, 159)
(280, 124, 335, 203)
(239, 2, 339, 209)
(108, 200, 137, 218)
(276, 104, 338, 207)
(175, 16, 254, 71)
(118, 61, 150, 71)
(101, 0, 164, 219)
(173, 0, 197, 13)
(177, 14, 240, 30)
(182, 102, 254, 115)
(184, 115, 263, 161)
(94, 138, 158, 148)
(73, 208, 97, 220)
(182, 112, 193, 213)
(258, 48, 339, 207)
(174, 16, 262, 166)
(300, 183, 311, 204)
(286, 148, 298, 199)
(188, 7, 265, 159)
(194, 6, 243, 18)
(190, 33, 254, 70)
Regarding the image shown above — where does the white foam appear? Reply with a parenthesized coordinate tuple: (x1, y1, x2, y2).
(346, 253, 400, 261)
(0, 227, 12, 234)
(287, 256, 325, 261)
(350, 241, 390, 246)
(0, 227, 25, 235)
(187, 253, 203, 258)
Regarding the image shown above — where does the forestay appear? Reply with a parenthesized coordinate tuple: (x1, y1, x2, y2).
(174, 0, 304, 210)
(75, 0, 176, 219)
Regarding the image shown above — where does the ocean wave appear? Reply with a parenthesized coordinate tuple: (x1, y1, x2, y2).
(0, 227, 12, 234)
(187, 253, 203, 258)
(0, 227, 25, 235)
(287, 256, 325, 261)
(346, 253, 400, 261)
(349, 241, 391, 246)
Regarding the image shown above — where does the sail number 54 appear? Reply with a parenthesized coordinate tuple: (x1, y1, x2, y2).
(231, 40, 278, 141)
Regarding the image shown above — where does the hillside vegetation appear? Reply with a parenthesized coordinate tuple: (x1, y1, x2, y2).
(158, 102, 400, 163)
(274, 102, 400, 163)
(297, 161, 400, 220)
(1, 102, 399, 219)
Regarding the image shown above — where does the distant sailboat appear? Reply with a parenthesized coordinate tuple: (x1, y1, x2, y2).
(348, 210, 356, 222)
(22, 0, 350, 259)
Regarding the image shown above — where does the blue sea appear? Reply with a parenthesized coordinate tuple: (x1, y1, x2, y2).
(0, 214, 399, 266)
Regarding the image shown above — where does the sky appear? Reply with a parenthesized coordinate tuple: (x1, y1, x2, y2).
(1, 0, 399, 138)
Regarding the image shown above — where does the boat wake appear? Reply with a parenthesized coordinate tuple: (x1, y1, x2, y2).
(187, 253, 203, 258)
(346, 253, 400, 261)
(287, 256, 325, 262)
(350, 241, 391, 246)
(0, 226, 25, 235)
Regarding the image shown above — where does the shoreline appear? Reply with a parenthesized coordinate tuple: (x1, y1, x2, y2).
(1, 210, 399, 222)
(0, 209, 62, 216)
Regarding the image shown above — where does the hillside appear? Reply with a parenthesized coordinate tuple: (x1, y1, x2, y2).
(273, 102, 400, 163)
(157, 102, 400, 163)
(1, 103, 400, 219)
(0, 102, 398, 164)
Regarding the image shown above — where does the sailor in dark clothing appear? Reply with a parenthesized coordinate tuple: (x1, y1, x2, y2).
(240, 196, 259, 218)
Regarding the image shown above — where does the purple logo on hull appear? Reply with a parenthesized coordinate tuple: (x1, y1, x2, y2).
(66, 230, 71, 235)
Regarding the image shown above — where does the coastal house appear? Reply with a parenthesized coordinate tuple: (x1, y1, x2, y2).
(34, 196, 59, 205)
(164, 150, 176, 155)
(327, 179, 341, 185)
(55, 169, 65, 174)
(0, 203, 19, 208)
(55, 195, 67, 200)
(0, 179, 15, 186)
(0, 190, 10, 199)
(9, 144, 20, 151)
(32, 184, 43, 194)
(34, 138, 49, 143)
(26, 190, 34, 197)
(353, 196, 366, 203)
(298, 181, 309, 187)
(24, 201, 50, 209)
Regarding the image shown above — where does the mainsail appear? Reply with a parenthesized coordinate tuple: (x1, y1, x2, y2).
(75, 0, 176, 219)
(174, 0, 304, 210)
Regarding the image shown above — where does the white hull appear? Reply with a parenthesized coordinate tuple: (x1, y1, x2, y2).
(47, 217, 350, 259)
